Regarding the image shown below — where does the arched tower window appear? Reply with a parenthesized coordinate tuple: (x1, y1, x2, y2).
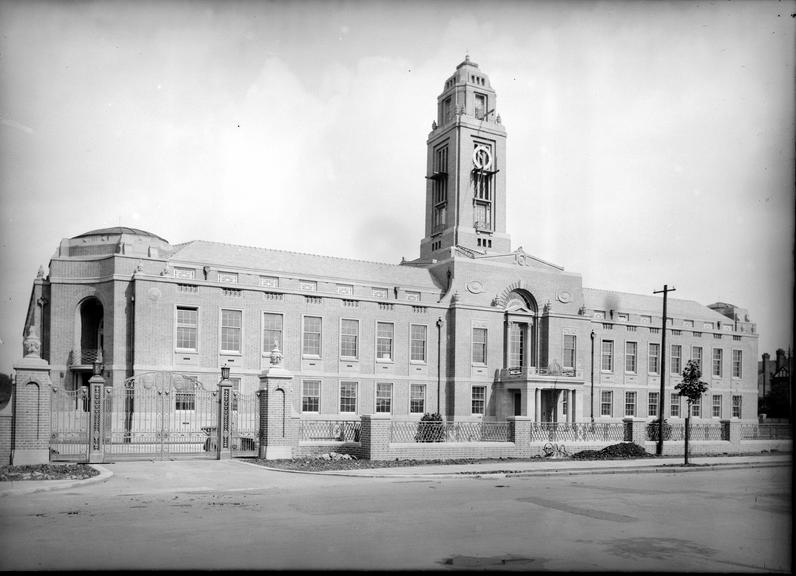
(77, 298, 104, 365)
(504, 290, 538, 370)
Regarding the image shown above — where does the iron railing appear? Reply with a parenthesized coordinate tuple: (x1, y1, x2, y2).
(67, 348, 102, 366)
(647, 422, 725, 442)
(530, 422, 625, 443)
(390, 420, 510, 443)
(741, 423, 792, 440)
(300, 419, 361, 442)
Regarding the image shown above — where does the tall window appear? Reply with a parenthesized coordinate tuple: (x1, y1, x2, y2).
(601, 340, 614, 372)
(472, 386, 486, 415)
(340, 319, 359, 359)
(472, 328, 487, 364)
(340, 381, 357, 413)
(712, 395, 722, 418)
(176, 307, 198, 351)
(712, 348, 723, 377)
(410, 325, 427, 362)
(563, 335, 576, 369)
(473, 143, 493, 231)
(302, 380, 320, 413)
(600, 391, 613, 417)
(474, 93, 487, 119)
(303, 316, 322, 357)
(648, 343, 660, 374)
(732, 350, 742, 378)
(625, 392, 637, 417)
(648, 392, 659, 417)
(376, 323, 394, 361)
(221, 309, 242, 353)
(263, 313, 283, 354)
(691, 398, 701, 417)
(670, 393, 680, 417)
(376, 383, 393, 413)
(508, 323, 526, 368)
(732, 395, 742, 418)
(691, 346, 703, 370)
(410, 384, 426, 414)
(175, 390, 195, 411)
(432, 146, 448, 232)
(671, 344, 682, 375)
(625, 342, 637, 373)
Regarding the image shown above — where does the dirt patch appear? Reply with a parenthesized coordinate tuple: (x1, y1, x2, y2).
(248, 455, 543, 472)
(570, 443, 651, 460)
(0, 464, 100, 482)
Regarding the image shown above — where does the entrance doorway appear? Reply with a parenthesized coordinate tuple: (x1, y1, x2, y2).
(512, 391, 522, 416)
(540, 390, 560, 423)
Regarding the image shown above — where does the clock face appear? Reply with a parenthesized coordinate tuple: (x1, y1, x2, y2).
(472, 145, 493, 170)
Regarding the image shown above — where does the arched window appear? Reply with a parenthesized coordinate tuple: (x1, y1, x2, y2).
(77, 297, 104, 365)
(504, 290, 538, 370)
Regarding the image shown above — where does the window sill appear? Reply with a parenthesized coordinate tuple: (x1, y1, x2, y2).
(220, 352, 242, 356)
(376, 359, 394, 364)
(176, 349, 198, 354)
(409, 360, 427, 366)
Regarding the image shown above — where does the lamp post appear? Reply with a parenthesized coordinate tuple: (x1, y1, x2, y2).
(590, 330, 595, 424)
(436, 317, 444, 417)
(220, 364, 230, 382)
(216, 364, 232, 460)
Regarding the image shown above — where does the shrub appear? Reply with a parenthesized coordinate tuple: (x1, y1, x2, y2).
(415, 412, 445, 442)
(647, 419, 672, 441)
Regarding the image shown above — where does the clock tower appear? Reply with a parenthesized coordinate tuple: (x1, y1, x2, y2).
(419, 56, 511, 260)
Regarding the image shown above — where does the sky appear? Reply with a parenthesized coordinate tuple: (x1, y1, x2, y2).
(0, 0, 793, 374)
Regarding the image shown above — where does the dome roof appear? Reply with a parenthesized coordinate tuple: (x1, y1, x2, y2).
(73, 227, 168, 243)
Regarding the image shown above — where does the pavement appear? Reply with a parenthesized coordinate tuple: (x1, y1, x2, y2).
(0, 452, 790, 497)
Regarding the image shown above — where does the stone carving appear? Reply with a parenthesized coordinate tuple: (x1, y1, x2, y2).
(36, 265, 45, 279)
(557, 290, 572, 303)
(543, 300, 551, 313)
(23, 325, 41, 358)
(547, 359, 562, 376)
(514, 246, 528, 266)
(578, 305, 586, 316)
(270, 340, 283, 366)
(466, 280, 485, 294)
(135, 261, 144, 272)
(431, 120, 437, 130)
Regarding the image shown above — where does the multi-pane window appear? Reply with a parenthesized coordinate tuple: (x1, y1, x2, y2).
(562, 392, 568, 417)
(340, 319, 359, 359)
(563, 335, 576, 369)
(376, 383, 393, 413)
(302, 380, 320, 413)
(176, 307, 198, 351)
(732, 395, 742, 418)
(432, 146, 448, 232)
(625, 392, 637, 417)
(175, 390, 195, 411)
(648, 392, 659, 417)
(410, 384, 426, 414)
(670, 393, 680, 417)
(229, 377, 240, 411)
(410, 325, 427, 362)
(625, 342, 638, 373)
(712, 348, 723, 377)
(601, 340, 614, 372)
(376, 323, 394, 361)
(303, 316, 322, 357)
(648, 343, 660, 374)
(221, 309, 242, 353)
(508, 323, 525, 368)
(474, 93, 487, 119)
(712, 395, 722, 418)
(671, 344, 682, 375)
(732, 350, 742, 378)
(339, 381, 358, 413)
(600, 391, 613, 417)
(691, 398, 701, 417)
(692, 346, 703, 370)
(472, 386, 486, 415)
(472, 328, 488, 364)
(263, 313, 283, 353)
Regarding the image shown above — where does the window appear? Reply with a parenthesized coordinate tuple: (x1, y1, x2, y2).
(732, 395, 742, 418)
(221, 309, 242, 353)
(713, 333, 722, 340)
(472, 328, 487, 364)
(474, 93, 486, 119)
(732, 350, 742, 378)
(712, 348, 723, 377)
(563, 335, 576, 369)
(625, 391, 637, 417)
(648, 343, 660, 374)
(340, 319, 359, 359)
(600, 391, 613, 417)
(691, 346, 703, 370)
(691, 398, 701, 417)
(302, 380, 320, 413)
(626, 325, 637, 332)
(376, 383, 392, 413)
(175, 390, 195, 411)
(410, 384, 426, 414)
(376, 322, 394, 361)
(562, 393, 568, 417)
(263, 313, 283, 354)
(672, 330, 682, 336)
(712, 395, 722, 418)
(601, 340, 614, 372)
(474, 201, 491, 230)
(303, 316, 322, 357)
(693, 331, 702, 338)
(670, 393, 680, 417)
(409, 325, 427, 362)
(625, 342, 637, 373)
(508, 323, 526, 368)
(671, 344, 682, 375)
(229, 377, 240, 411)
(176, 307, 198, 351)
(339, 381, 358, 413)
(432, 145, 448, 232)
(472, 386, 486, 415)
(650, 327, 660, 334)
(648, 392, 659, 417)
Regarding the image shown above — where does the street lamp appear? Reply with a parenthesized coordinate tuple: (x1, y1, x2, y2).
(220, 364, 230, 381)
(590, 330, 595, 424)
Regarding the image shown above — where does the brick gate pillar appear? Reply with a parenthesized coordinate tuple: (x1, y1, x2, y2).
(258, 344, 298, 460)
(12, 326, 53, 465)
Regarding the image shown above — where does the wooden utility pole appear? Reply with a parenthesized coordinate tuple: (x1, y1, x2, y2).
(653, 284, 676, 456)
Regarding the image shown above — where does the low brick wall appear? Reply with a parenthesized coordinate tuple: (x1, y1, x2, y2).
(295, 441, 363, 459)
(0, 413, 11, 465)
(386, 441, 520, 460)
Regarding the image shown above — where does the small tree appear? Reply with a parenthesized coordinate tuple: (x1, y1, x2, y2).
(675, 360, 708, 464)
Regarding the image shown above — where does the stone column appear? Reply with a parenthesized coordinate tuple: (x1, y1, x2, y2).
(258, 345, 298, 460)
(359, 414, 391, 460)
(216, 378, 233, 460)
(12, 326, 53, 465)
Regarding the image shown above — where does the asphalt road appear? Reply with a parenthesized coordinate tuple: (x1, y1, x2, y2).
(0, 460, 790, 571)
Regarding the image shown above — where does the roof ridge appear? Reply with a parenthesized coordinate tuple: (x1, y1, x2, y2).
(582, 286, 702, 304)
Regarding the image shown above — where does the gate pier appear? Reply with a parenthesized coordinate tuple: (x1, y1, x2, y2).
(11, 326, 52, 465)
(258, 344, 298, 460)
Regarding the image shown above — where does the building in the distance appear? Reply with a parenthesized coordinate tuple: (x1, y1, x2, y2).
(758, 349, 792, 420)
(21, 57, 758, 432)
